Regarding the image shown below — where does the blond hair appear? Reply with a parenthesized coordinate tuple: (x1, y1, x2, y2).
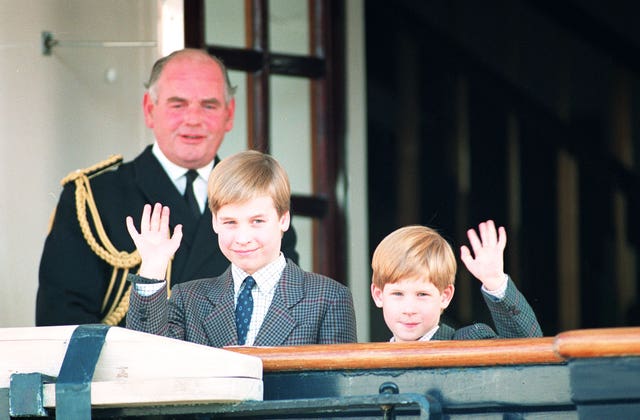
(208, 150, 290, 216)
(371, 225, 456, 292)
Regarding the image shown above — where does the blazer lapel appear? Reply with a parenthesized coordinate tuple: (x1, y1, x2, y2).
(432, 323, 455, 340)
(253, 262, 304, 346)
(201, 270, 238, 347)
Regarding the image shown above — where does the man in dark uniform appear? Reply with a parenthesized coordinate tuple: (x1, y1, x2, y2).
(36, 49, 298, 326)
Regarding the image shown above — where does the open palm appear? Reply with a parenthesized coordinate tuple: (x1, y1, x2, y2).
(126, 203, 183, 279)
(459, 220, 506, 291)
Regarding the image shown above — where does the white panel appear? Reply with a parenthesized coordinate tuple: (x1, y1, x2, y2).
(218, 70, 248, 158)
(270, 75, 312, 194)
(160, 0, 185, 55)
(270, 0, 309, 55)
(345, 0, 370, 342)
(205, 0, 245, 47)
(270, 75, 312, 271)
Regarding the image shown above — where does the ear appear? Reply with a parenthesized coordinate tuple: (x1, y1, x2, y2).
(440, 284, 455, 310)
(211, 213, 219, 234)
(224, 98, 236, 132)
(143, 92, 155, 129)
(279, 210, 291, 232)
(371, 283, 384, 308)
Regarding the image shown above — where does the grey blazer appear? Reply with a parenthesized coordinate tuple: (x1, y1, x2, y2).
(127, 260, 357, 347)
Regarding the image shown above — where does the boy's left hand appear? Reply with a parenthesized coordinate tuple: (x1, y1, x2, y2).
(126, 203, 183, 280)
(460, 220, 507, 291)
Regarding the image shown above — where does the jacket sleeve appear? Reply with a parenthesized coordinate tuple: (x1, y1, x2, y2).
(318, 282, 358, 344)
(126, 274, 175, 337)
(36, 183, 110, 325)
(481, 276, 543, 338)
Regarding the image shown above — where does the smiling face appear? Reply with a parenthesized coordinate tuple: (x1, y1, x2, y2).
(212, 195, 290, 274)
(371, 276, 454, 342)
(143, 52, 235, 169)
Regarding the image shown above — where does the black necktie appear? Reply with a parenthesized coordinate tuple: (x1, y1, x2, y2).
(235, 276, 256, 345)
(183, 169, 201, 218)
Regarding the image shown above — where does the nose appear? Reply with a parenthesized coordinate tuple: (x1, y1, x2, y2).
(402, 298, 418, 315)
(233, 224, 252, 244)
(184, 103, 204, 125)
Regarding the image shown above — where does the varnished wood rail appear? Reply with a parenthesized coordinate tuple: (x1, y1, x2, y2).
(555, 326, 640, 358)
(227, 327, 640, 372)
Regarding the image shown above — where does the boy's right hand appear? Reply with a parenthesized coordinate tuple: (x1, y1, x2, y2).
(126, 203, 183, 280)
(459, 220, 507, 291)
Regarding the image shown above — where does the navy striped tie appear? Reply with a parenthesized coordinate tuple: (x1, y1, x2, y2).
(235, 276, 256, 345)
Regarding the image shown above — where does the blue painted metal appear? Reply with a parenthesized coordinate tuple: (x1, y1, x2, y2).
(9, 373, 54, 417)
(93, 387, 441, 419)
(569, 356, 640, 419)
(55, 324, 110, 419)
(0, 388, 8, 420)
(261, 363, 574, 414)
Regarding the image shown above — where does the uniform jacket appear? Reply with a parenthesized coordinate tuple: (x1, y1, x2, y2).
(126, 260, 358, 346)
(432, 277, 543, 340)
(36, 145, 298, 326)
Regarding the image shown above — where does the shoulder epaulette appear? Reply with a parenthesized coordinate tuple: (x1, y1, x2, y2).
(60, 154, 124, 186)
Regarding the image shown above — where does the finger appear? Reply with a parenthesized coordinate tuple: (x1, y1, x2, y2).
(466, 228, 482, 254)
(460, 245, 473, 264)
(150, 202, 163, 231)
(483, 220, 497, 247)
(139, 204, 152, 232)
(170, 224, 184, 250)
(497, 226, 507, 251)
(159, 205, 172, 236)
(125, 216, 139, 240)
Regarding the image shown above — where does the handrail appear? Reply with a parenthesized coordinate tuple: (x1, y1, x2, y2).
(227, 327, 640, 372)
(555, 326, 640, 358)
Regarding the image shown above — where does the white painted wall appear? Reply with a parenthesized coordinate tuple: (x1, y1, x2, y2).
(0, 0, 158, 327)
(0, 0, 368, 341)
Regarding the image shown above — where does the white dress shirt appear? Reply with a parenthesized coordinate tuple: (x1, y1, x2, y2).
(232, 254, 286, 346)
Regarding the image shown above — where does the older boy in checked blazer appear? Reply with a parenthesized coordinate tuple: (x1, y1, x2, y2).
(126, 150, 357, 346)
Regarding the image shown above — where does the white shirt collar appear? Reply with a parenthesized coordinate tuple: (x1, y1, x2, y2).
(151, 142, 214, 183)
(390, 324, 440, 342)
(232, 254, 286, 296)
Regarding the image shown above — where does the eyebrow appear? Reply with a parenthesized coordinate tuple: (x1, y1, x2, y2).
(165, 96, 222, 106)
(218, 212, 268, 221)
(201, 98, 222, 106)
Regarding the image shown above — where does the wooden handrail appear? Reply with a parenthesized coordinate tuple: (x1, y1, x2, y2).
(227, 337, 561, 372)
(555, 326, 640, 358)
(227, 327, 640, 372)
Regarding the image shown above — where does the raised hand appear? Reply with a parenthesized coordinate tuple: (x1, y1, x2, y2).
(459, 220, 507, 291)
(126, 203, 183, 280)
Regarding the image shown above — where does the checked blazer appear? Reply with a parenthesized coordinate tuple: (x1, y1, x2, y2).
(127, 260, 358, 347)
(432, 276, 542, 340)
